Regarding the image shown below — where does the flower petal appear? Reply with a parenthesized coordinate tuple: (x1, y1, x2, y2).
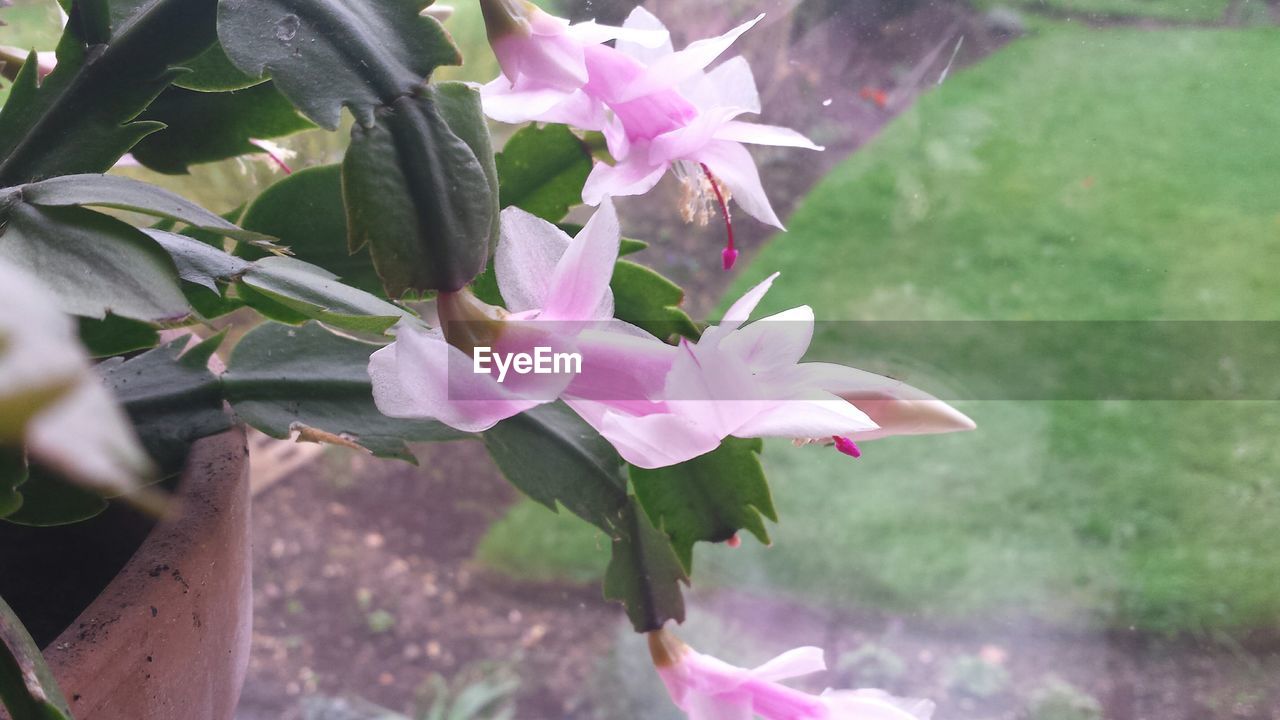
(568, 18, 670, 48)
(495, 206, 572, 313)
(663, 337, 772, 437)
(619, 14, 765, 102)
(821, 689, 936, 720)
(721, 272, 780, 328)
(491, 28, 587, 91)
(480, 82, 605, 128)
(369, 326, 540, 433)
(693, 140, 783, 228)
(730, 393, 878, 440)
(582, 153, 669, 205)
(681, 55, 761, 115)
(685, 691, 754, 720)
(749, 647, 827, 682)
(540, 199, 619, 321)
(566, 324, 677, 403)
(586, 405, 723, 468)
(718, 305, 814, 375)
(793, 363, 976, 440)
(648, 106, 748, 166)
(714, 121, 824, 150)
(615, 7, 674, 63)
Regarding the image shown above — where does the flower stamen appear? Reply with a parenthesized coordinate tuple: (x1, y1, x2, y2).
(699, 163, 737, 270)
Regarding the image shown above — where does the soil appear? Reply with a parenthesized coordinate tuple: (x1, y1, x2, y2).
(236, 442, 619, 719)
(0, 502, 155, 646)
(235, 3, 1280, 720)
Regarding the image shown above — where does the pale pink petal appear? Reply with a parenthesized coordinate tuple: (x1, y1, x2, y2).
(618, 14, 765, 102)
(491, 14, 587, 90)
(681, 55, 761, 115)
(540, 199, 619, 321)
(582, 155, 669, 205)
(480, 82, 605, 129)
(749, 647, 828, 682)
(717, 305, 814, 374)
(593, 407, 723, 468)
(730, 394, 878, 440)
(693, 140, 783, 228)
(369, 326, 538, 433)
(648, 106, 748, 166)
(581, 42, 646, 103)
(744, 681, 828, 720)
(663, 338, 772, 438)
(567, 19, 670, 48)
(685, 691, 754, 720)
(615, 6, 674, 63)
(495, 207, 571, 313)
(566, 325, 677, 403)
(721, 272, 779, 328)
(602, 114, 633, 160)
(821, 689, 936, 719)
(793, 363, 976, 440)
(714, 121, 824, 150)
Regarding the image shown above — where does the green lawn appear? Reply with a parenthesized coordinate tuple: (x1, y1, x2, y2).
(976, 0, 1232, 21)
(477, 24, 1280, 633)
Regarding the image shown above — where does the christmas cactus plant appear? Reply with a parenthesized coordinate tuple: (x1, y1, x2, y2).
(0, 0, 972, 717)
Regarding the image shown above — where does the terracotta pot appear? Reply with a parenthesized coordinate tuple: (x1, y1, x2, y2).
(19, 428, 252, 720)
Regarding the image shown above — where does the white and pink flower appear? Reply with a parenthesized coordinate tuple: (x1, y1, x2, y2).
(479, 3, 823, 268)
(568, 272, 975, 468)
(648, 629, 935, 720)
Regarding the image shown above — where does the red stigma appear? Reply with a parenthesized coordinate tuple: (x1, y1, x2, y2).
(700, 162, 736, 270)
(726, 534, 742, 548)
(833, 436, 861, 458)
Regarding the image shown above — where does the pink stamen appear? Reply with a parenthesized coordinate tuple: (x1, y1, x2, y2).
(726, 533, 742, 548)
(261, 150, 293, 175)
(699, 162, 736, 270)
(249, 139, 294, 174)
(832, 436, 861, 458)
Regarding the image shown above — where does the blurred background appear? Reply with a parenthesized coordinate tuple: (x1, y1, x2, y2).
(5, 0, 1280, 718)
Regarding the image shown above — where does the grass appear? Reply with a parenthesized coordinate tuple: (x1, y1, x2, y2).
(975, 0, 1233, 22)
(476, 24, 1280, 633)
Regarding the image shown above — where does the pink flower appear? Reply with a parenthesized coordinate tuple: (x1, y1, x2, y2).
(368, 201, 675, 433)
(648, 629, 934, 720)
(479, 5, 822, 267)
(479, 1, 670, 129)
(582, 10, 823, 236)
(569, 272, 974, 468)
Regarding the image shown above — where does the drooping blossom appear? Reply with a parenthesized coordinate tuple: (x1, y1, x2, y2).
(568, 272, 975, 468)
(368, 200, 676, 433)
(648, 629, 934, 720)
(478, 3, 822, 268)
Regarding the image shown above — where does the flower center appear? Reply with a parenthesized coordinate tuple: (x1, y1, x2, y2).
(676, 162, 737, 270)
